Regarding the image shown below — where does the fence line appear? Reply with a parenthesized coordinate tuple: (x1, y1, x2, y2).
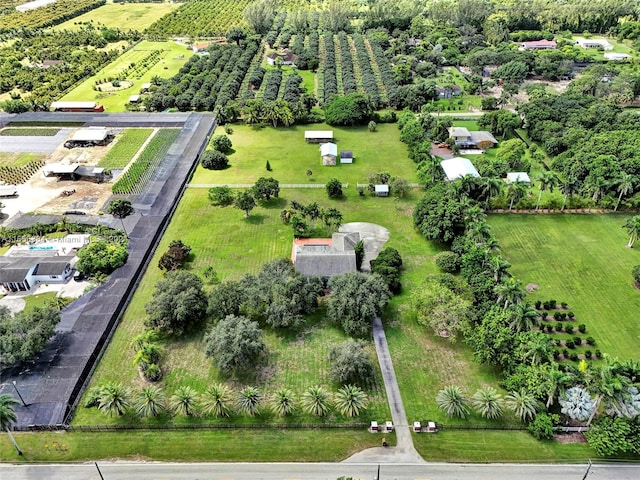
(188, 183, 350, 189)
(355, 183, 421, 189)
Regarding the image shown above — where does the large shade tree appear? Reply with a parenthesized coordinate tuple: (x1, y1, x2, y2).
(204, 314, 266, 373)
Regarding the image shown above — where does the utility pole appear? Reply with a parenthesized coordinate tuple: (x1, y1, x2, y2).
(12, 381, 27, 407)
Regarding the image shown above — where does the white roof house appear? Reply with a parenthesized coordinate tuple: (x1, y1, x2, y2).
(604, 52, 631, 61)
(575, 38, 613, 50)
(69, 128, 109, 142)
(129, 95, 141, 103)
(440, 157, 480, 181)
(320, 143, 338, 157)
(506, 172, 531, 184)
(305, 130, 334, 142)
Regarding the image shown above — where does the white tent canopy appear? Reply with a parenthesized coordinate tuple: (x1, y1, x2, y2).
(440, 157, 480, 181)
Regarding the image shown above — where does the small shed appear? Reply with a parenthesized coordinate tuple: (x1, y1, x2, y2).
(320, 142, 338, 166)
(305, 130, 333, 143)
(440, 157, 480, 181)
(129, 95, 141, 103)
(140, 83, 152, 92)
(375, 184, 389, 197)
(413, 422, 422, 432)
(506, 172, 531, 184)
(339, 150, 353, 164)
(0, 185, 18, 197)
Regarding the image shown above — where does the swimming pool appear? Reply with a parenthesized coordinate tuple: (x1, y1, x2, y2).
(28, 245, 55, 251)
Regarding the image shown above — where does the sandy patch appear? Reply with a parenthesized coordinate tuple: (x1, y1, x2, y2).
(0, 296, 26, 313)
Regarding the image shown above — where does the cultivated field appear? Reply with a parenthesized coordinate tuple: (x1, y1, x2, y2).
(490, 214, 640, 361)
(60, 40, 192, 112)
(53, 2, 179, 32)
(193, 123, 419, 186)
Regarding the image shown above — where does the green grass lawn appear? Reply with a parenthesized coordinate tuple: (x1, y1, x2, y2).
(60, 40, 192, 112)
(194, 123, 418, 186)
(489, 214, 640, 361)
(0, 128, 60, 136)
(53, 2, 179, 32)
(98, 128, 153, 169)
(0, 152, 46, 167)
(0, 429, 391, 463)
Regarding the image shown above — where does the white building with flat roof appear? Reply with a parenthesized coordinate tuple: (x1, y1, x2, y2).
(440, 157, 480, 181)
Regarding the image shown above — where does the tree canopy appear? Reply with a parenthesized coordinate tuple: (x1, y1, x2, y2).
(0, 306, 60, 367)
(205, 314, 266, 373)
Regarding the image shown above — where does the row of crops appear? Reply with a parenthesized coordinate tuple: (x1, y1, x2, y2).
(0, 0, 105, 33)
(111, 129, 179, 195)
(145, 0, 251, 38)
(0, 158, 44, 185)
(98, 128, 153, 170)
(146, 40, 260, 112)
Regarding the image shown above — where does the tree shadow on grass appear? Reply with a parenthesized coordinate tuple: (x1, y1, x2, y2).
(260, 197, 287, 209)
(244, 214, 265, 224)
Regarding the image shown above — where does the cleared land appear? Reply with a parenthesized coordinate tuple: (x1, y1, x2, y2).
(193, 123, 418, 186)
(98, 128, 153, 169)
(60, 40, 192, 112)
(53, 2, 179, 32)
(490, 214, 640, 361)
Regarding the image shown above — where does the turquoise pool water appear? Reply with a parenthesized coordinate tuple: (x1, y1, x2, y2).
(28, 245, 54, 250)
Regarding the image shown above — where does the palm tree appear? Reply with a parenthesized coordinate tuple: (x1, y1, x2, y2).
(507, 181, 527, 210)
(614, 173, 636, 212)
(560, 175, 579, 211)
(270, 388, 296, 417)
(0, 394, 22, 455)
(237, 386, 262, 416)
(494, 277, 526, 309)
(479, 176, 503, 208)
(334, 385, 367, 418)
(301, 385, 332, 417)
(537, 363, 572, 408)
(505, 389, 538, 422)
(584, 175, 608, 204)
(134, 386, 166, 418)
(201, 384, 233, 417)
(623, 215, 640, 248)
(471, 386, 504, 419)
(535, 171, 558, 210)
(520, 332, 554, 365)
(488, 255, 510, 283)
(585, 362, 630, 426)
(464, 205, 487, 226)
(507, 303, 538, 332)
(170, 386, 199, 416)
(435, 385, 470, 418)
(97, 383, 131, 417)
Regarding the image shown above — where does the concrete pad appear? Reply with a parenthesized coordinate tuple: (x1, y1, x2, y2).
(0, 128, 73, 153)
(339, 222, 390, 272)
(0, 296, 26, 313)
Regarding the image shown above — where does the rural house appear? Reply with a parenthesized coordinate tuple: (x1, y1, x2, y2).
(0, 256, 74, 293)
(447, 127, 498, 149)
(291, 232, 360, 278)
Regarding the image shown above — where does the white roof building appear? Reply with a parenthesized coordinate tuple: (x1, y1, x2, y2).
(305, 130, 334, 142)
(320, 142, 338, 157)
(50, 101, 98, 110)
(69, 128, 109, 142)
(440, 157, 480, 181)
(575, 38, 613, 50)
(604, 52, 631, 61)
(506, 172, 531, 184)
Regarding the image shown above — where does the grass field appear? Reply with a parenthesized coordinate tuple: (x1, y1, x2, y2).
(194, 123, 418, 186)
(0, 128, 60, 136)
(0, 152, 45, 167)
(60, 40, 192, 112)
(53, 2, 179, 32)
(98, 128, 153, 169)
(0, 429, 391, 463)
(489, 214, 640, 361)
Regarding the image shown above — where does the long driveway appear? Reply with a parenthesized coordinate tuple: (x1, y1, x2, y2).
(344, 317, 424, 463)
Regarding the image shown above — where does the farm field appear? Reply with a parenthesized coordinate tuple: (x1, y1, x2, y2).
(53, 2, 179, 32)
(489, 214, 640, 361)
(192, 123, 418, 186)
(98, 128, 153, 169)
(0, 429, 389, 462)
(0, 152, 45, 167)
(59, 40, 192, 112)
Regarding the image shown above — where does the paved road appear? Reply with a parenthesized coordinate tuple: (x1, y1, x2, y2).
(345, 317, 423, 464)
(2, 462, 639, 480)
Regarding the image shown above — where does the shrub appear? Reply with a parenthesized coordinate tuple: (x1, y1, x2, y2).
(585, 350, 592, 359)
(595, 349, 602, 358)
(578, 324, 586, 333)
(144, 363, 162, 381)
(567, 311, 575, 319)
(573, 336, 582, 346)
(535, 300, 542, 309)
(546, 324, 553, 333)
(553, 311, 562, 321)
(587, 336, 596, 346)
(528, 413, 559, 440)
(328, 339, 374, 386)
(570, 353, 579, 361)
(565, 325, 574, 335)
(565, 339, 575, 349)
(561, 302, 568, 309)
(543, 301, 551, 310)
(562, 348, 569, 357)
(633, 265, 640, 283)
(560, 312, 567, 320)
(368, 120, 377, 132)
(326, 178, 343, 198)
(549, 300, 557, 309)
(201, 150, 229, 170)
(555, 322, 563, 332)
(211, 135, 233, 153)
(553, 350, 560, 359)
(208, 186, 234, 207)
(434, 251, 461, 273)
